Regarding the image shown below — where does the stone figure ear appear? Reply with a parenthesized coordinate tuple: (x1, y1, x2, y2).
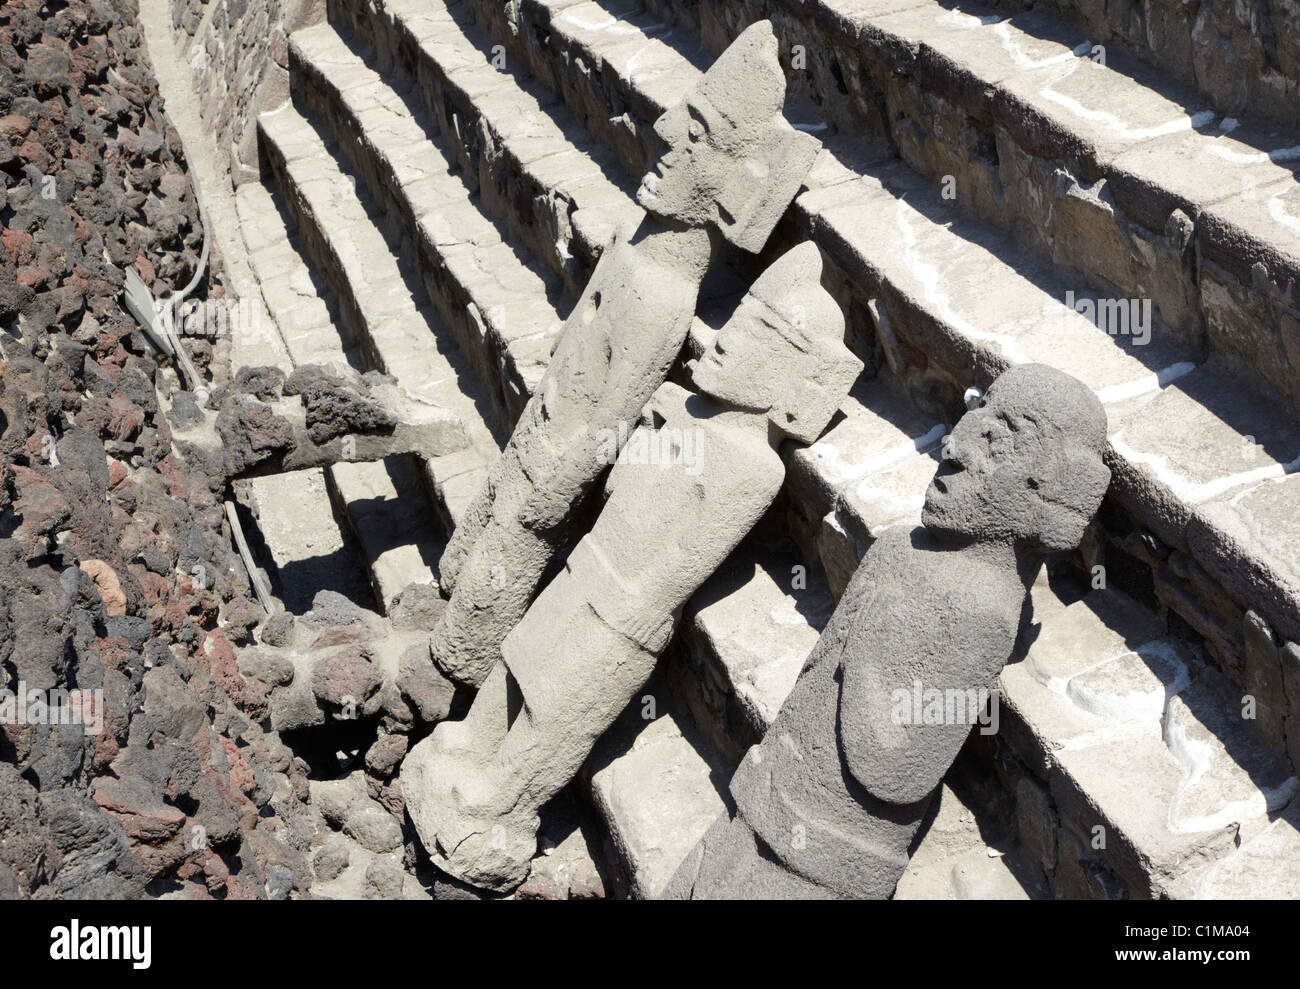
(774, 349, 863, 444)
(715, 128, 821, 253)
(1029, 445, 1111, 553)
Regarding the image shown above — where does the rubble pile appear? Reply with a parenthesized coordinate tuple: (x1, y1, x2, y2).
(0, 0, 317, 900)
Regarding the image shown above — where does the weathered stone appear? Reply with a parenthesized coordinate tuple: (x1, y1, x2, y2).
(301, 589, 370, 629)
(259, 610, 295, 647)
(214, 365, 467, 481)
(667, 364, 1111, 898)
(236, 648, 295, 688)
(405, 243, 859, 891)
(342, 799, 403, 854)
(1195, 804, 1300, 899)
(309, 645, 382, 709)
(430, 20, 821, 688)
(364, 732, 408, 779)
(363, 859, 405, 899)
(395, 645, 455, 725)
(312, 839, 350, 882)
(389, 581, 445, 631)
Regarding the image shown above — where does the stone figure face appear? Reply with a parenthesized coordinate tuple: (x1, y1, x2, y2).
(921, 364, 1111, 552)
(692, 242, 860, 445)
(693, 294, 813, 409)
(639, 93, 748, 226)
(636, 22, 787, 232)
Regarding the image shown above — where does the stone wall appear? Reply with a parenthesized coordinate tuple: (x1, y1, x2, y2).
(0, 0, 319, 899)
(167, 0, 323, 185)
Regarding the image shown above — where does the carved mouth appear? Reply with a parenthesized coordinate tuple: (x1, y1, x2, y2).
(652, 153, 678, 180)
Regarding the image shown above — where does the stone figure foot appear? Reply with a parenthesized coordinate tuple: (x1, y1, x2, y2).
(402, 730, 538, 892)
(401, 663, 541, 892)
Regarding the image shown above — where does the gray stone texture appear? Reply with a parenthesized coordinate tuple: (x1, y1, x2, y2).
(666, 364, 1112, 897)
(403, 242, 861, 892)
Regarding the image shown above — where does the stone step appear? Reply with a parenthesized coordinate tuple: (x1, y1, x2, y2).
(1000, 575, 1298, 898)
(663, 535, 836, 763)
(515, 0, 1300, 418)
(665, 523, 1299, 897)
(317, 0, 643, 302)
(231, 469, 376, 616)
(276, 28, 565, 430)
(323, 459, 447, 612)
(233, 180, 446, 612)
(255, 103, 504, 550)
(582, 680, 734, 899)
(974, 0, 1300, 141)
(894, 781, 1046, 900)
(452, 0, 1300, 765)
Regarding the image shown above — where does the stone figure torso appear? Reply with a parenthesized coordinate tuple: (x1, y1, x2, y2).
(502, 228, 707, 531)
(505, 381, 784, 700)
(722, 527, 1023, 897)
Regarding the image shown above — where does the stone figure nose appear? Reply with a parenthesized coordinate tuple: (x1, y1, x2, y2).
(653, 103, 688, 149)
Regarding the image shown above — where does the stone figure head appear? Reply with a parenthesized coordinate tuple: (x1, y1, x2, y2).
(692, 242, 862, 443)
(637, 21, 821, 253)
(921, 364, 1111, 553)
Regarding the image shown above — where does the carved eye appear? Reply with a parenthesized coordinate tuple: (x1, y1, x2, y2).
(688, 119, 704, 141)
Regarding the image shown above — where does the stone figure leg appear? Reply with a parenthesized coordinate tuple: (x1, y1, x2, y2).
(428, 510, 557, 688)
(437, 399, 538, 594)
(664, 812, 835, 900)
(407, 566, 664, 889)
(429, 660, 514, 766)
(479, 650, 655, 817)
(437, 464, 497, 593)
(399, 660, 540, 888)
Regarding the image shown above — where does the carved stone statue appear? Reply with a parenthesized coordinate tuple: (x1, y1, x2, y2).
(402, 243, 863, 891)
(662, 363, 1112, 898)
(430, 21, 821, 688)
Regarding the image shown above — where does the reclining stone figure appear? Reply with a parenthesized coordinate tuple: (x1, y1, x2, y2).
(662, 363, 1112, 899)
(430, 20, 821, 688)
(402, 243, 862, 891)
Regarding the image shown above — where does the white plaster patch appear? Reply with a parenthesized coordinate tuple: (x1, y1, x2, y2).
(894, 197, 1033, 363)
(1038, 85, 1215, 141)
(1092, 361, 1195, 406)
(1108, 434, 1300, 504)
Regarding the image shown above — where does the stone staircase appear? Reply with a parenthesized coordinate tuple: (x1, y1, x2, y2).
(217, 0, 1300, 897)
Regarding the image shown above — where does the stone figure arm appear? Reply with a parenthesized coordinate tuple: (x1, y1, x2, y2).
(511, 413, 618, 532)
(835, 579, 1017, 806)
